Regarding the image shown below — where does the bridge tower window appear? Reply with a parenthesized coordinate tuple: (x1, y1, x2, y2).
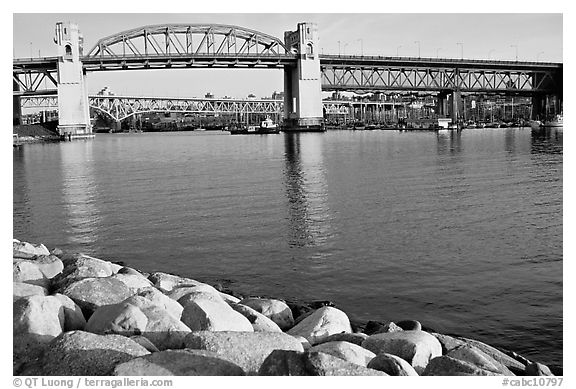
(64, 44, 73, 59)
(306, 43, 314, 57)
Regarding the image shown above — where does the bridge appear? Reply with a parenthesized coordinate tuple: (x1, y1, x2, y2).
(20, 94, 376, 123)
(13, 22, 562, 137)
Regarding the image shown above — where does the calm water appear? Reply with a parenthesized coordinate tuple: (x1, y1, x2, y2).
(13, 128, 563, 368)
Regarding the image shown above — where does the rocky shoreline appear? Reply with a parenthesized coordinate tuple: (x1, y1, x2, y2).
(13, 239, 560, 376)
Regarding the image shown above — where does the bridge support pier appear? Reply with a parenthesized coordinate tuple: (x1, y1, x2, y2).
(283, 23, 324, 131)
(13, 78, 22, 125)
(54, 22, 93, 139)
(449, 91, 463, 123)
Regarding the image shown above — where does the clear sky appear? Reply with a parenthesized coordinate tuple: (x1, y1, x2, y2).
(13, 11, 563, 98)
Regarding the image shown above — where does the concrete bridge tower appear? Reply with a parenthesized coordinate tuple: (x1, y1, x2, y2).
(54, 22, 92, 138)
(283, 23, 324, 131)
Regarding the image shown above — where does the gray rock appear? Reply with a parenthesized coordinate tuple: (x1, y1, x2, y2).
(13, 295, 64, 342)
(13, 241, 50, 257)
(129, 336, 160, 353)
(117, 267, 143, 276)
(304, 351, 387, 376)
(86, 296, 191, 350)
(184, 331, 304, 374)
(314, 332, 368, 346)
(375, 321, 404, 334)
(219, 291, 240, 304)
(447, 344, 515, 375)
(458, 337, 527, 373)
(147, 272, 204, 293)
(367, 353, 419, 376)
(15, 255, 64, 280)
(290, 335, 312, 350)
(135, 287, 183, 320)
(109, 273, 154, 293)
(526, 362, 554, 376)
(85, 301, 149, 336)
(423, 355, 502, 376)
(287, 306, 352, 345)
(396, 320, 422, 331)
(239, 298, 294, 330)
(230, 303, 282, 332)
(20, 331, 150, 376)
(52, 253, 114, 290)
(309, 341, 376, 367)
(113, 349, 245, 376)
(51, 293, 87, 331)
(61, 276, 134, 317)
(13, 282, 47, 301)
(362, 330, 442, 374)
(431, 332, 466, 353)
(13, 261, 49, 288)
(180, 298, 253, 332)
(258, 350, 309, 375)
(175, 289, 225, 305)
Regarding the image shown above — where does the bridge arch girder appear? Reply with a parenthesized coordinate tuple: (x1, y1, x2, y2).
(86, 24, 289, 59)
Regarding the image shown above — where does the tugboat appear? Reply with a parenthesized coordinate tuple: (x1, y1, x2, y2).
(258, 117, 280, 134)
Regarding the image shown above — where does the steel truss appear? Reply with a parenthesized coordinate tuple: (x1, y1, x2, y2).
(321, 65, 560, 94)
(83, 24, 295, 71)
(88, 96, 283, 121)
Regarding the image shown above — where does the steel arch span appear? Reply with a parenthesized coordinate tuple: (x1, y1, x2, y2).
(82, 24, 295, 71)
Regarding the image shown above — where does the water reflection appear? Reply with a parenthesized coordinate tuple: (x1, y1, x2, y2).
(531, 128, 563, 155)
(59, 141, 101, 247)
(436, 130, 463, 155)
(282, 133, 332, 247)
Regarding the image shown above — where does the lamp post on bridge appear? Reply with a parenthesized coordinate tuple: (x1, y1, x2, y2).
(436, 47, 442, 58)
(343, 42, 348, 56)
(338, 40, 341, 56)
(511, 45, 518, 61)
(357, 39, 363, 56)
(414, 41, 420, 58)
(29, 42, 33, 58)
(456, 42, 463, 59)
(396, 45, 402, 57)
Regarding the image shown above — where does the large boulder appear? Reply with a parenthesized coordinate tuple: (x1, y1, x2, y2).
(361, 330, 442, 374)
(60, 276, 134, 317)
(170, 285, 224, 302)
(52, 253, 114, 291)
(314, 332, 368, 346)
(13, 261, 49, 288)
(147, 272, 204, 293)
(304, 351, 387, 376)
(459, 337, 527, 373)
(15, 255, 64, 280)
(13, 282, 47, 301)
(13, 295, 64, 342)
(309, 341, 376, 367)
(184, 331, 304, 374)
(423, 355, 502, 376)
(13, 241, 50, 257)
(229, 303, 282, 332)
(287, 306, 352, 344)
(180, 298, 253, 332)
(86, 296, 191, 350)
(51, 293, 87, 331)
(113, 349, 245, 376)
(135, 287, 183, 320)
(258, 350, 387, 376)
(108, 273, 153, 293)
(20, 331, 150, 376)
(239, 298, 294, 330)
(447, 344, 515, 375)
(367, 353, 419, 376)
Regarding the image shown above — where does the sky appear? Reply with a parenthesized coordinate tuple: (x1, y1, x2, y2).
(12, 10, 564, 99)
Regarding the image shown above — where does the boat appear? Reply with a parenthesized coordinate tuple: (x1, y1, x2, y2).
(530, 114, 563, 129)
(258, 118, 280, 134)
(542, 114, 563, 128)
